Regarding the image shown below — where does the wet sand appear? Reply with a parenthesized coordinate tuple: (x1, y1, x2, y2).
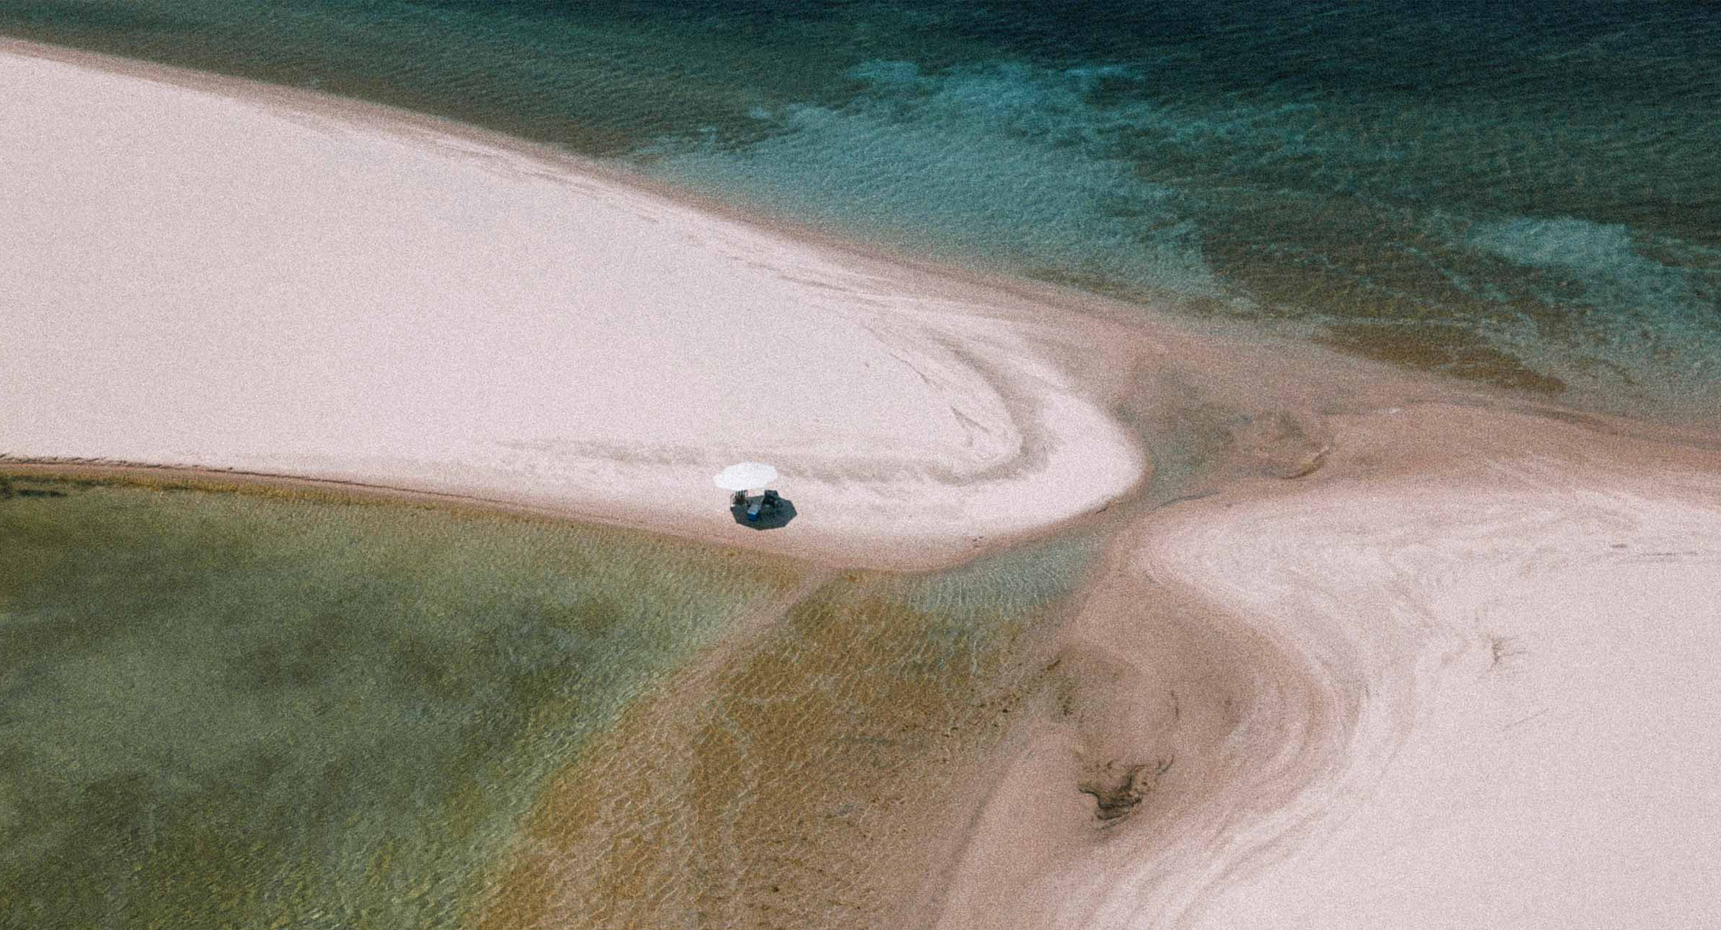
(926, 402, 1721, 929)
(7, 37, 1721, 930)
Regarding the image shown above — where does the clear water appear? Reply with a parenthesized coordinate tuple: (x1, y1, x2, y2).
(1, 0, 1716, 411)
(0, 477, 1094, 928)
(0, 477, 806, 928)
(5, 0, 1717, 415)
(479, 534, 1098, 929)
(4, 7, 1715, 920)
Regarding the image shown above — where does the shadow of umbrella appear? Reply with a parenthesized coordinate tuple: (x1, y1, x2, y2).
(730, 495, 797, 530)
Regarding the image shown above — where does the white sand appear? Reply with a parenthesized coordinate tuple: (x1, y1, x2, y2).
(923, 404, 1721, 929)
(10, 39, 1721, 930)
(0, 43, 1143, 568)
(1137, 452, 1721, 926)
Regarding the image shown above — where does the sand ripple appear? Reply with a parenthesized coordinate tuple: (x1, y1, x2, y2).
(926, 406, 1721, 929)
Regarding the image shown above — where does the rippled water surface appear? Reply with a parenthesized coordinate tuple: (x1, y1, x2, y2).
(0, 476, 1096, 928)
(0, 477, 805, 927)
(6, 0, 1717, 414)
(5, 6, 1717, 924)
(481, 535, 1096, 929)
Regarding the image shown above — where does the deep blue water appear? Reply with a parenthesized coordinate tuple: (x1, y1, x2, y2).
(5, 0, 1718, 413)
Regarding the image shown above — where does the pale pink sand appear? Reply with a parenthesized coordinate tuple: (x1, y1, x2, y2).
(11, 38, 1721, 930)
(0, 43, 1142, 569)
(924, 403, 1721, 929)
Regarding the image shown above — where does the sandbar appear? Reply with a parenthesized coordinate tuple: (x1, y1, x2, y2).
(0, 41, 1144, 570)
(7, 37, 1721, 930)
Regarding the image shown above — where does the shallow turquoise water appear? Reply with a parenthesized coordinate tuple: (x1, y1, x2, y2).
(4, 0, 1718, 411)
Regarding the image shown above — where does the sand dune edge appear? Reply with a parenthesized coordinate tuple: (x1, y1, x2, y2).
(10, 36, 1721, 930)
(0, 41, 1144, 571)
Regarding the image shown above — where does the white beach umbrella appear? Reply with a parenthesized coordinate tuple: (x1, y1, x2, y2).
(713, 461, 779, 492)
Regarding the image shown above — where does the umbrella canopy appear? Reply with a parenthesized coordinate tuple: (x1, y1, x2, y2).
(713, 461, 779, 492)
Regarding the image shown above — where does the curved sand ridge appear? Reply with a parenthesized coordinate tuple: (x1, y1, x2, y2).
(925, 403, 1721, 929)
(9, 38, 1721, 930)
(0, 43, 1143, 569)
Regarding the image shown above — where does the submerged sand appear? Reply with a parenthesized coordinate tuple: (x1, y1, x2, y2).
(6, 38, 1721, 930)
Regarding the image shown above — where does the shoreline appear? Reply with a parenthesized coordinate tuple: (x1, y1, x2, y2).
(919, 399, 1721, 929)
(14, 36, 1721, 439)
(9, 35, 1721, 930)
(2, 39, 1157, 571)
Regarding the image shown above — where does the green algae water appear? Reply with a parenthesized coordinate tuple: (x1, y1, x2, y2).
(4, 6, 1715, 924)
(0, 476, 805, 928)
(0, 477, 1099, 929)
(479, 533, 1100, 929)
(4, 0, 1718, 417)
